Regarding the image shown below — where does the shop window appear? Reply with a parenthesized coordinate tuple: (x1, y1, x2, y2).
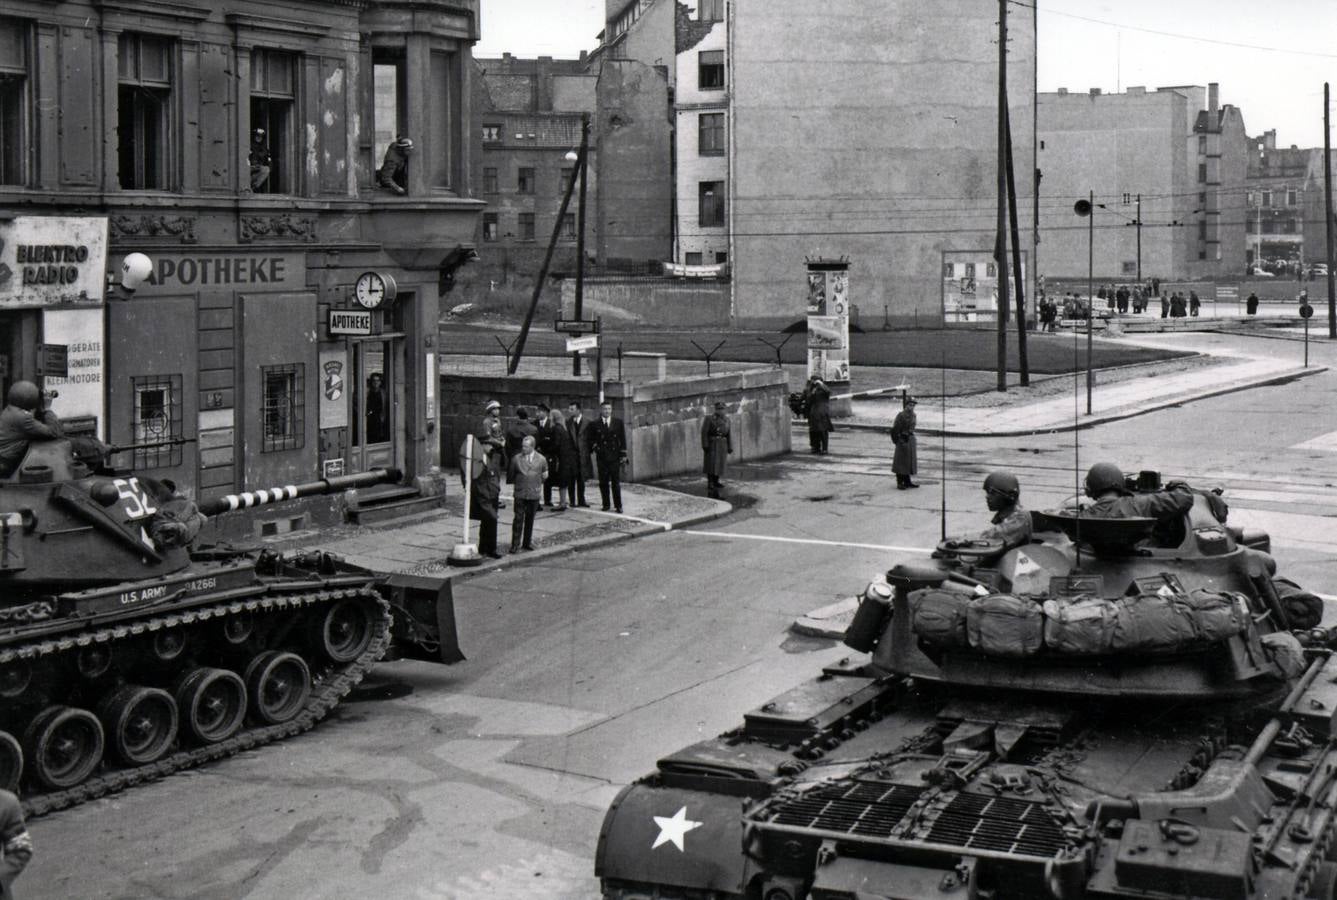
(482, 213, 498, 242)
(698, 51, 724, 90)
(249, 48, 295, 194)
(518, 167, 535, 194)
(699, 181, 724, 227)
(518, 212, 535, 241)
(699, 0, 724, 21)
(482, 124, 500, 141)
(117, 33, 173, 190)
(0, 18, 28, 186)
(685, 252, 703, 265)
(262, 363, 304, 452)
(562, 213, 576, 240)
(372, 49, 406, 181)
(699, 112, 724, 155)
(483, 166, 497, 193)
(131, 374, 183, 468)
(559, 167, 574, 193)
(715, 251, 728, 264)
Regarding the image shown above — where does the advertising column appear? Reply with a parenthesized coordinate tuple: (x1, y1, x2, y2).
(806, 259, 851, 387)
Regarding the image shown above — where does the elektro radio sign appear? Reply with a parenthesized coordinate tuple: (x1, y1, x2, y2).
(328, 308, 372, 335)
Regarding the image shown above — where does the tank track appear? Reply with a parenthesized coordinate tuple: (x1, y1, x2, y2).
(5, 585, 391, 818)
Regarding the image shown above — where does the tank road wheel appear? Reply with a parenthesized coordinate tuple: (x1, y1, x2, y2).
(314, 599, 375, 663)
(98, 686, 178, 766)
(0, 661, 31, 698)
(23, 706, 104, 791)
(152, 629, 187, 662)
(0, 732, 21, 792)
(244, 652, 311, 725)
(175, 668, 247, 745)
(222, 612, 255, 646)
(76, 644, 112, 679)
(1310, 862, 1337, 900)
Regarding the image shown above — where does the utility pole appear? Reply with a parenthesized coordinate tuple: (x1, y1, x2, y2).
(574, 112, 591, 375)
(1004, 103, 1028, 386)
(1135, 193, 1142, 283)
(994, 0, 1009, 392)
(1325, 82, 1335, 338)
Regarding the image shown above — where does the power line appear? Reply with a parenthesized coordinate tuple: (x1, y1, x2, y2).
(1009, 0, 1337, 59)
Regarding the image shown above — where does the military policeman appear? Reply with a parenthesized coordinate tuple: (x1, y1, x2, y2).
(977, 471, 1032, 550)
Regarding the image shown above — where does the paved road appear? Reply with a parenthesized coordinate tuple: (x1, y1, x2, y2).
(25, 336, 1337, 899)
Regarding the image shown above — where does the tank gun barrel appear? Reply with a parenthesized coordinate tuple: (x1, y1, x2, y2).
(104, 438, 197, 455)
(199, 468, 402, 516)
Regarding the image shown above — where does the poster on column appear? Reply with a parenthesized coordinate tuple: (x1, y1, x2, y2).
(319, 346, 349, 430)
(806, 261, 850, 384)
(41, 307, 105, 438)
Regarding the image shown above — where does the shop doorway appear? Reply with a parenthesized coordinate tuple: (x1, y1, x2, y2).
(348, 337, 402, 472)
(0, 311, 40, 400)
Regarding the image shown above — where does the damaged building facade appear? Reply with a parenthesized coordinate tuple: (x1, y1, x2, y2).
(0, 0, 483, 530)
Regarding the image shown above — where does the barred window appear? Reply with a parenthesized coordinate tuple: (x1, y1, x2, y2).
(131, 374, 183, 468)
(262, 364, 304, 452)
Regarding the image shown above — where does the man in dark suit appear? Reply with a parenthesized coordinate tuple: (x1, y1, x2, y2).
(565, 401, 593, 507)
(534, 403, 559, 508)
(588, 400, 628, 513)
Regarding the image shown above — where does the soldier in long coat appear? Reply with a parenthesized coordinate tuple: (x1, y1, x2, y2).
(805, 376, 833, 454)
(700, 401, 733, 499)
(890, 396, 919, 489)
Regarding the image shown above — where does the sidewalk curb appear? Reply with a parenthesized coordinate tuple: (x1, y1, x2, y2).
(429, 495, 734, 582)
(836, 364, 1327, 438)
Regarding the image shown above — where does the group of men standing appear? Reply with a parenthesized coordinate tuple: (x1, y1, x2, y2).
(468, 398, 627, 558)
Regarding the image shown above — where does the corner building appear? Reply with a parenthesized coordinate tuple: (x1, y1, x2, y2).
(0, 1, 482, 520)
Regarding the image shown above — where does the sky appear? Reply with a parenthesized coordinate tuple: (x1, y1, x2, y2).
(474, 0, 1337, 148)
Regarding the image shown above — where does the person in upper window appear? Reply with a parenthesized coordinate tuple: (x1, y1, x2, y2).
(249, 128, 272, 191)
(378, 136, 413, 195)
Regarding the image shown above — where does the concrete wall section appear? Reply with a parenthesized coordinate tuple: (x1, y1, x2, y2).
(439, 366, 790, 480)
(728, 0, 1037, 328)
(559, 276, 730, 327)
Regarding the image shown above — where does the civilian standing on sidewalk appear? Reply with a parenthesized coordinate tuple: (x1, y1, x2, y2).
(508, 435, 547, 552)
(700, 401, 733, 499)
(549, 409, 576, 511)
(890, 396, 919, 489)
(534, 403, 560, 508)
(588, 401, 628, 513)
(566, 401, 593, 507)
(805, 375, 833, 454)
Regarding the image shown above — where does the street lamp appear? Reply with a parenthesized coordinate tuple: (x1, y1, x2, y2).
(1073, 194, 1094, 414)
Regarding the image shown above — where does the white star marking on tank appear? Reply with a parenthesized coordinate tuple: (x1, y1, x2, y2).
(651, 806, 702, 852)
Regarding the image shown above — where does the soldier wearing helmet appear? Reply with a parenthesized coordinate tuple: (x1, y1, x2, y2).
(1082, 462, 1193, 523)
(977, 470, 1032, 549)
(0, 381, 63, 478)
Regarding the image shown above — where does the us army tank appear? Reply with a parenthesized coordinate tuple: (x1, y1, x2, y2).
(0, 437, 463, 817)
(596, 471, 1337, 900)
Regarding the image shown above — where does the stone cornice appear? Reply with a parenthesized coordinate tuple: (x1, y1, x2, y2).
(92, 0, 211, 23)
(225, 13, 332, 39)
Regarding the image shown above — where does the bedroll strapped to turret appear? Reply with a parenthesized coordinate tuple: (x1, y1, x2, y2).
(909, 585, 1249, 658)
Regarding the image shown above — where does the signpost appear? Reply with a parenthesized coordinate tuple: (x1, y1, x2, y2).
(554, 318, 598, 334)
(1301, 302, 1314, 368)
(565, 334, 599, 353)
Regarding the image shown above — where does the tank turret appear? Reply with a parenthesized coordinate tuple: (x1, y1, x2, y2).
(595, 472, 1337, 900)
(0, 439, 462, 816)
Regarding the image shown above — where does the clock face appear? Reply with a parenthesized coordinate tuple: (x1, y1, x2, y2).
(355, 272, 385, 308)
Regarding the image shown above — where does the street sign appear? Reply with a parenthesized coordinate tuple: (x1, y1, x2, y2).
(566, 334, 599, 353)
(555, 318, 599, 334)
(38, 343, 68, 378)
(329, 308, 372, 335)
(1300, 303, 1314, 319)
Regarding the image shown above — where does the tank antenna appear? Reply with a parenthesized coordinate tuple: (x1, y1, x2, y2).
(940, 343, 947, 541)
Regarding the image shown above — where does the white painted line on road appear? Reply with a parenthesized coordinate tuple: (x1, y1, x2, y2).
(1292, 430, 1337, 452)
(684, 529, 932, 553)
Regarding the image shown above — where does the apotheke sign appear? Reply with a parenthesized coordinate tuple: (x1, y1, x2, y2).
(328, 308, 372, 335)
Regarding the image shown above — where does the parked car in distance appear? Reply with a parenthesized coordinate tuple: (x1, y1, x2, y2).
(1249, 266, 1276, 277)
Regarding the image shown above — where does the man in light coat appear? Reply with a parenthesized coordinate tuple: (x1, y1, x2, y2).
(508, 435, 548, 552)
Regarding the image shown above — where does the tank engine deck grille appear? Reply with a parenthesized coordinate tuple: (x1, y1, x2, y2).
(767, 781, 924, 838)
(925, 793, 1067, 857)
